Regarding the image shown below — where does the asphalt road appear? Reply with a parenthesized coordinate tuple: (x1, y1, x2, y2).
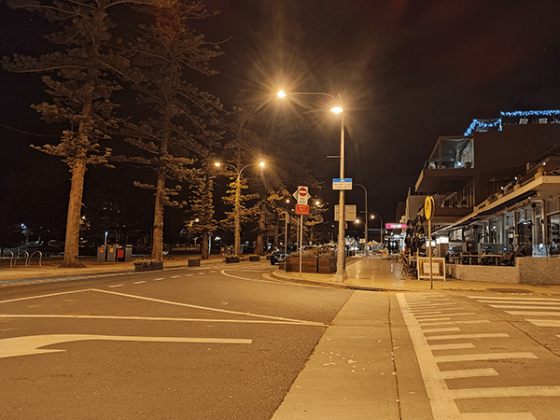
(3, 261, 560, 419)
(0, 261, 352, 420)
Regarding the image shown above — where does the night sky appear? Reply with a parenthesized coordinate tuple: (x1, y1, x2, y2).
(2, 0, 560, 235)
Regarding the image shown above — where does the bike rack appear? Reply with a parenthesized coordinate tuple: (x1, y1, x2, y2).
(29, 250, 43, 267)
(11, 250, 29, 267)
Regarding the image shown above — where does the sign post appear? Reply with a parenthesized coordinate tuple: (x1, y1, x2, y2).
(293, 187, 309, 277)
(424, 196, 435, 289)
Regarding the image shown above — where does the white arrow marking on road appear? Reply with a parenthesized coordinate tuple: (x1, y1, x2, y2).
(0, 334, 252, 359)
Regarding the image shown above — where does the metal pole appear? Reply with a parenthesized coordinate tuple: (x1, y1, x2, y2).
(429, 219, 433, 290)
(299, 215, 303, 277)
(234, 170, 241, 256)
(284, 212, 289, 270)
(336, 116, 347, 282)
(356, 184, 368, 257)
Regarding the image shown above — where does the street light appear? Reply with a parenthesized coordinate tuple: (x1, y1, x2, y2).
(355, 184, 368, 257)
(277, 89, 347, 282)
(215, 161, 265, 256)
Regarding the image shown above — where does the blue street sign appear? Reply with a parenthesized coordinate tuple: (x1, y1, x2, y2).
(332, 178, 353, 190)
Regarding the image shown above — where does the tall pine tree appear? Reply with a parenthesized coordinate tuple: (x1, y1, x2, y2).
(120, 0, 223, 262)
(3, 0, 135, 267)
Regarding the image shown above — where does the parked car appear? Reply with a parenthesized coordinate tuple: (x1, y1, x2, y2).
(270, 245, 297, 265)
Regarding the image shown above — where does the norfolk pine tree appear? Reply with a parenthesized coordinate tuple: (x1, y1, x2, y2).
(2, 0, 140, 267)
(120, 0, 223, 261)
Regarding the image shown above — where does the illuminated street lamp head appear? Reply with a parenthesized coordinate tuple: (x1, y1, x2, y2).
(277, 90, 286, 98)
(259, 161, 265, 167)
(214, 162, 221, 167)
(354, 219, 361, 224)
(331, 106, 343, 114)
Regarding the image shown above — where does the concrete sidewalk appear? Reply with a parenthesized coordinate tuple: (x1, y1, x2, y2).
(270, 255, 560, 296)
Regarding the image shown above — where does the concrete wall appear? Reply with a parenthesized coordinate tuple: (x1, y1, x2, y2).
(450, 264, 519, 284)
(518, 257, 560, 285)
(447, 256, 560, 284)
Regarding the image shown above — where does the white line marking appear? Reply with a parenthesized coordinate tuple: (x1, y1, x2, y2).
(153, 278, 163, 281)
(420, 320, 491, 326)
(434, 352, 537, 363)
(220, 269, 282, 284)
(170, 275, 181, 278)
(418, 317, 452, 322)
(437, 368, 498, 379)
(430, 343, 475, 351)
(417, 313, 476, 318)
(461, 413, 536, 420)
(0, 334, 252, 358)
(490, 305, 560, 309)
(108, 284, 124, 288)
(528, 320, 560, 327)
(451, 386, 560, 399)
(185, 274, 193, 277)
(0, 289, 91, 304)
(91, 289, 325, 326)
(133, 281, 146, 284)
(0, 314, 315, 326)
(397, 293, 463, 419)
(506, 311, 560, 317)
(413, 311, 442, 315)
(423, 327, 461, 333)
(469, 296, 560, 302)
(426, 333, 510, 341)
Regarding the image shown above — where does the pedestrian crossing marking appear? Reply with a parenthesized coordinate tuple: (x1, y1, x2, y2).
(461, 413, 536, 420)
(491, 305, 560, 309)
(506, 311, 560, 317)
(437, 368, 497, 379)
(423, 327, 461, 333)
(425, 333, 510, 340)
(451, 385, 560, 399)
(430, 343, 475, 351)
(433, 352, 537, 363)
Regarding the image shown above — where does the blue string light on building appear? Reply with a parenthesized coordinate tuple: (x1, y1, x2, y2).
(464, 110, 560, 136)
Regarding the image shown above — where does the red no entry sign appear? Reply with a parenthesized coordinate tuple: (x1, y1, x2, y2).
(298, 187, 308, 197)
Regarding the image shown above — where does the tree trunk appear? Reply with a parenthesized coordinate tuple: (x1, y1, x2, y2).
(61, 159, 87, 268)
(151, 166, 166, 261)
(273, 220, 279, 249)
(201, 231, 209, 260)
(256, 203, 266, 255)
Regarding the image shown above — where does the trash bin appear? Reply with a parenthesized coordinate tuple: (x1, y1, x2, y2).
(97, 246, 107, 262)
(117, 245, 133, 262)
(106, 245, 117, 262)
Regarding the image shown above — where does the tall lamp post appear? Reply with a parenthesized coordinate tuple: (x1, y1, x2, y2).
(215, 161, 265, 256)
(277, 89, 347, 282)
(355, 184, 368, 256)
(372, 214, 384, 248)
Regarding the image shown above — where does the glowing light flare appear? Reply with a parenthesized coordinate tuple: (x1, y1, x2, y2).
(277, 90, 286, 98)
(331, 106, 343, 114)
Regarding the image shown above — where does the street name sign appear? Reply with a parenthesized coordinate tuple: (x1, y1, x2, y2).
(332, 178, 352, 190)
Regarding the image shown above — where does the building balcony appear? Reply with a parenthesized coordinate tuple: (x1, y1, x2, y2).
(415, 166, 474, 193)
